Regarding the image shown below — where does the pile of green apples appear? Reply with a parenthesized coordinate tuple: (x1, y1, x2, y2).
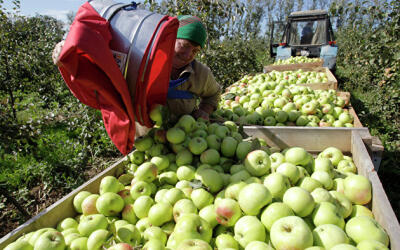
(5, 114, 389, 250)
(273, 56, 322, 65)
(212, 73, 354, 127)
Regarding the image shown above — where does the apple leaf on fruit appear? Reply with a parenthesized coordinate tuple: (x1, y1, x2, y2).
(223, 93, 236, 100)
(189, 179, 206, 189)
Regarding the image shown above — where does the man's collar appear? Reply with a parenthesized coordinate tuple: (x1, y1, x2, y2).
(178, 60, 195, 78)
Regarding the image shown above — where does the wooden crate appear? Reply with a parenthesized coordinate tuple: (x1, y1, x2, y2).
(264, 60, 324, 72)
(242, 126, 399, 249)
(0, 129, 393, 248)
(263, 66, 338, 90)
(0, 157, 128, 248)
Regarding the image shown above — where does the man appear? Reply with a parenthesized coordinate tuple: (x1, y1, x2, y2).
(167, 15, 221, 122)
(53, 15, 221, 124)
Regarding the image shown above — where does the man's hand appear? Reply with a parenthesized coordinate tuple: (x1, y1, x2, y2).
(52, 40, 65, 66)
(192, 108, 210, 121)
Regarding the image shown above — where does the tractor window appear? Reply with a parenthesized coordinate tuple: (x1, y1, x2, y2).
(289, 20, 327, 45)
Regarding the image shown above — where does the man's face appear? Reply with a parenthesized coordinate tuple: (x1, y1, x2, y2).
(172, 39, 201, 69)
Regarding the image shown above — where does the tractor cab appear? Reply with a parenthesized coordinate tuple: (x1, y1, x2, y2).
(270, 10, 337, 70)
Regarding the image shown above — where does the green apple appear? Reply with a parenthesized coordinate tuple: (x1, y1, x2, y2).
(189, 137, 208, 155)
(215, 198, 242, 227)
(283, 187, 315, 217)
(199, 204, 218, 228)
(221, 136, 238, 158)
(313, 224, 349, 249)
(151, 155, 170, 171)
(148, 202, 173, 226)
(130, 180, 152, 199)
(357, 239, 389, 250)
(108, 242, 135, 250)
(330, 243, 358, 250)
(311, 171, 333, 190)
(69, 237, 88, 250)
(350, 204, 374, 218)
(285, 147, 312, 166)
(214, 125, 230, 139)
(173, 198, 198, 222)
(96, 192, 125, 216)
(159, 171, 178, 185)
(330, 191, 353, 219)
(312, 201, 345, 229)
(34, 231, 65, 250)
(60, 227, 79, 237)
(129, 150, 145, 165)
(318, 147, 344, 167)
(56, 217, 78, 232)
(154, 189, 168, 203)
(177, 165, 196, 181)
(116, 224, 141, 246)
(313, 158, 334, 178)
(4, 240, 33, 250)
(163, 187, 185, 205)
(345, 216, 389, 246)
(269, 152, 285, 172)
(200, 149, 220, 166)
(136, 217, 152, 233)
(260, 202, 294, 232)
(87, 229, 111, 250)
(99, 176, 125, 195)
(149, 103, 164, 126)
(229, 169, 251, 183)
(73, 191, 91, 213)
(118, 188, 134, 205)
(135, 135, 154, 152)
(81, 194, 100, 215)
(225, 181, 247, 200)
(276, 162, 301, 184)
(206, 134, 221, 151)
(195, 168, 223, 193)
(343, 174, 372, 205)
(263, 172, 291, 200)
(135, 162, 158, 182)
(77, 214, 108, 237)
(311, 187, 333, 203)
(270, 216, 313, 250)
(245, 241, 274, 250)
(177, 114, 196, 133)
(28, 228, 57, 246)
(166, 127, 186, 144)
(298, 176, 323, 193)
(191, 188, 214, 210)
(215, 234, 239, 250)
(238, 183, 272, 215)
(230, 164, 245, 175)
(174, 213, 212, 245)
(133, 195, 154, 219)
(236, 141, 252, 160)
(176, 149, 193, 166)
(121, 204, 137, 224)
(244, 150, 271, 177)
(177, 239, 212, 250)
(337, 159, 357, 173)
(234, 216, 266, 248)
(144, 226, 167, 245)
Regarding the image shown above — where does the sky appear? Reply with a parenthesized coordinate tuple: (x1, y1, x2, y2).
(3, 0, 134, 23)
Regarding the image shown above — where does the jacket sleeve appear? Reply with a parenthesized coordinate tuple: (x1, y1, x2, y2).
(197, 64, 222, 110)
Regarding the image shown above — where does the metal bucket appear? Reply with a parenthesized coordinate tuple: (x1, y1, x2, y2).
(89, 0, 178, 126)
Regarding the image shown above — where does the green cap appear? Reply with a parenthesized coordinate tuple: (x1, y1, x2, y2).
(177, 15, 207, 48)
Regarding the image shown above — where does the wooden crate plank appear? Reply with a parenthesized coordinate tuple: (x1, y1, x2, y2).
(351, 132, 400, 249)
(0, 156, 128, 248)
(264, 60, 324, 72)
